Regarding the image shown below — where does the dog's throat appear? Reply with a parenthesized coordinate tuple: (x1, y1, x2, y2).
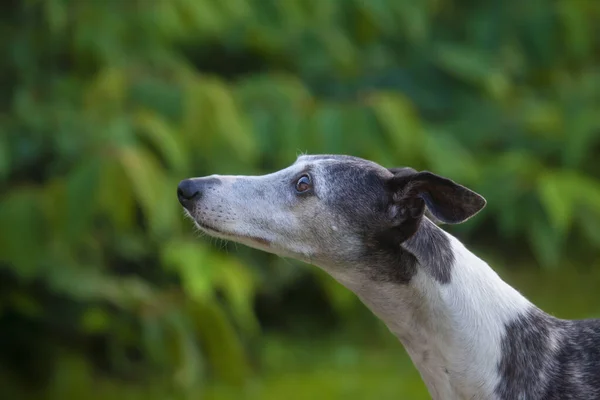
(323, 225, 533, 400)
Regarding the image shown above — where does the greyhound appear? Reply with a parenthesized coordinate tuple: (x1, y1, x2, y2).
(177, 154, 600, 400)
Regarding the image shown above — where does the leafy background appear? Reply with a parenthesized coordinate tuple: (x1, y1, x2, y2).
(1, 0, 599, 399)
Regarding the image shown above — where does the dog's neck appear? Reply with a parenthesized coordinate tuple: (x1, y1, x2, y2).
(325, 219, 535, 400)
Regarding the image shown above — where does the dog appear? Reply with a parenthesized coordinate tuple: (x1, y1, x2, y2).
(177, 154, 600, 400)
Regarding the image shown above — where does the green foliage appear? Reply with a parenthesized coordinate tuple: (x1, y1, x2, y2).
(1, 0, 599, 398)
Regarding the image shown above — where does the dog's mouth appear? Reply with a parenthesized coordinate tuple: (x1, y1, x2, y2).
(194, 218, 226, 234)
(192, 216, 271, 247)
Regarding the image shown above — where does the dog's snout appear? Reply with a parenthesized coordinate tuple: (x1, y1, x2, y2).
(177, 177, 222, 210)
(177, 179, 202, 209)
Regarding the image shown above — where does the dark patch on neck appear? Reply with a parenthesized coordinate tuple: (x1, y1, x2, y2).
(402, 219, 454, 284)
(362, 218, 454, 285)
(496, 307, 600, 399)
(362, 230, 419, 284)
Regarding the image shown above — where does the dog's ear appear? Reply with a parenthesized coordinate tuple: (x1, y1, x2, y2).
(389, 170, 486, 225)
(388, 167, 418, 177)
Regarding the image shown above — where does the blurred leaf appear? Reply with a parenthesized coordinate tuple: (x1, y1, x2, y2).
(0, 132, 9, 183)
(47, 267, 155, 309)
(557, 0, 593, 62)
(43, 0, 68, 33)
(528, 214, 562, 269)
(165, 310, 205, 391)
(0, 187, 45, 276)
(540, 170, 600, 220)
(130, 78, 183, 121)
(81, 307, 111, 334)
(85, 67, 127, 119)
(184, 77, 258, 165)
(574, 176, 600, 217)
(423, 129, 477, 182)
(309, 104, 345, 153)
(520, 99, 563, 137)
(562, 109, 600, 168)
(117, 146, 174, 236)
(214, 255, 259, 334)
(9, 291, 43, 317)
(188, 299, 250, 387)
(537, 172, 574, 234)
(47, 354, 94, 399)
(98, 157, 136, 230)
(435, 44, 494, 85)
(369, 92, 423, 165)
(161, 239, 215, 301)
(577, 210, 600, 246)
(134, 110, 188, 174)
(64, 156, 103, 240)
(141, 314, 169, 366)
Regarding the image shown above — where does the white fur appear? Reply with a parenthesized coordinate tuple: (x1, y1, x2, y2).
(326, 226, 531, 400)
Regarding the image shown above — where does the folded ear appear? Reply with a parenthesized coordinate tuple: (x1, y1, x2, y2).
(388, 167, 418, 177)
(390, 170, 486, 225)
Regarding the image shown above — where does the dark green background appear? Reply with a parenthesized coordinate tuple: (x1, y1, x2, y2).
(1, 1, 599, 399)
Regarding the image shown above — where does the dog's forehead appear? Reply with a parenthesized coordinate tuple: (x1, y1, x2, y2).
(294, 154, 389, 174)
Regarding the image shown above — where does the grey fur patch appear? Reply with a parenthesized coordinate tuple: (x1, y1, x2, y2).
(360, 245, 419, 285)
(496, 307, 600, 399)
(358, 218, 454, 285)
(402, 218, 454, 284)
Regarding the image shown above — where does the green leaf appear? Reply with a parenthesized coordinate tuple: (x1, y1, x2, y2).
(184, 78, 258, 165)
(0, 187, 45, 277)
(577, 210, 600, 246)
(134, 110, 188, 174)
(44, 0, 68, 34)
(187, 298, 250, 387)
(537, 172, 574, 234)
(369, 92, 423, 166)
(161, 239, 215, 301)
(520, 99, 563, 137)
(65, 156, 103, 240)
(141, 313, 168, 365)
(214, 255, 259, 334)
(46, 268, 155, 309)
(9, 291, 43, 317)
(0, 132, 9, 183)
(435, 44, 494, 85)
(81, 306, 111, 333)
(423, 129, 477, 183)
(309, 104, 345, 153)
(117, 146, 174, 236)
(575, 176, 600, 217)
(84, 67, 127, 118)
(98, 157, 136, 231)
(539, 170, 600, 225)
(557, 0, 594, 62)
(164, 310, 205, 390)
(528, 214, 562, 269)
(562, 109, 600, 168)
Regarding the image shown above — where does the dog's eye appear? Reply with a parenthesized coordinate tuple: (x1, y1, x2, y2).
(295, 174, 312, 193)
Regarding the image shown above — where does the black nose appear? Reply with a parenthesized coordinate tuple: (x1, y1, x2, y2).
(177, 179, 202, 209)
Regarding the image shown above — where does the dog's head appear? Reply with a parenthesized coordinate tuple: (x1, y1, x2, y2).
(177, 155, 485, 267)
